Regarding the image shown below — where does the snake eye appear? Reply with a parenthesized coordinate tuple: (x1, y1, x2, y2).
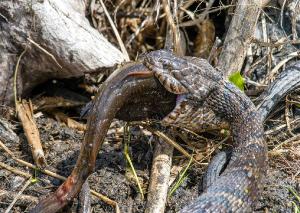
(160, 59, 173, 70)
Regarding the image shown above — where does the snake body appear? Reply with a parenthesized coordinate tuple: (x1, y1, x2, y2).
(30, 50, 300, 212)
(144, 50, 267, 212)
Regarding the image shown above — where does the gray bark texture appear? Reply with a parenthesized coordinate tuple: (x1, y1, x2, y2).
(0, 0, 125, 105)
(217, 0, 270, 77)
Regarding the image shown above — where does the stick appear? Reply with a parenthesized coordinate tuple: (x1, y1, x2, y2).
(217, 0, 271, 77)
(145, 137, 173, 213)
(16, 100, 47, 168)
(52, 111, 87, 131)
(0, 162, 31, 178)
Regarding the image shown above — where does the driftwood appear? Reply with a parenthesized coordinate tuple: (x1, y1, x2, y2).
(0, 0, 125, 105)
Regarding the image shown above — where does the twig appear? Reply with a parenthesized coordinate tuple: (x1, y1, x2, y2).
(16, 100, 47, 168)
(267, 51, 300, 81)
(162, 0, 183, 55)
(27, 37, 63, 69)
(0, 162, 31, 178)
(280, 0, 288, 36)
(252, 38, 300, 47)
(5, 178, 32, 213)
(179, 4, 234, 27)
(271, 134, 300, 151)
(99, 0, 130, 61)
(0, 139, 119, 211)
(52, 111, 86, 131)
(144, 126, 205, 166)
(0, 189, 38, 206)
(145, 137, 173, 213)
(13, 48, 27, 106)
(0, 12, 8, 22)
(265, 118, 300, 135)
(113, 0, 127, 25)
(199, 0, 216, 21)
(126, 17, 150, 46)
(90, 191, 120, 213)
(261, 12, 272, 75)
(90, 0, 97, 28)
(34, 96, 85, 111)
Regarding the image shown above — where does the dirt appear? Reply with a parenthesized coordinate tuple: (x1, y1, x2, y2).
(0, 112, 299, 213)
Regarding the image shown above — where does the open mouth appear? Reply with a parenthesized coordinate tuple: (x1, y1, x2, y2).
(115, 63, 178, 122)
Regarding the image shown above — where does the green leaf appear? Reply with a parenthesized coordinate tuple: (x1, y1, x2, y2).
(31, 177, 38, 184)
(228, 71, 245, 91)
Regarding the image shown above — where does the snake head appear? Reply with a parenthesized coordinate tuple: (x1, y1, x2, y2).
(143, 49, 222, 102)
(144, 49, 188, 70)
(143, 50, 189, 95)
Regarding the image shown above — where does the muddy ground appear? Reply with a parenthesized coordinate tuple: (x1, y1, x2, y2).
(0, 108, 299, 212)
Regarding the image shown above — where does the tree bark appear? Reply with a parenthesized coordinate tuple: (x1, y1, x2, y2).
(0, 0, 125, 105)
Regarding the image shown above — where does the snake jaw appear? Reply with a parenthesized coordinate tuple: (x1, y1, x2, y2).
(144, 51, 189, 95)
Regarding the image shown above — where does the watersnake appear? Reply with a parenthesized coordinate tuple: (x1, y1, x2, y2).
(143, 50, 267, 212)
(30, 50, 300, 212)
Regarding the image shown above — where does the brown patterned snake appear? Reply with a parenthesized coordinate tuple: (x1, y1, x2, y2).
(142, 50, 267, 212)
(30, 50, 300, 212)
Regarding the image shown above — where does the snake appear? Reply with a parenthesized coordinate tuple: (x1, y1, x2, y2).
(142, 50, 267, 212)
(30, 50, 300, 212)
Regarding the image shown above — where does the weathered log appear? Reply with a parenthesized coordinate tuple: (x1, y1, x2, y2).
(0, 0, 125, 105)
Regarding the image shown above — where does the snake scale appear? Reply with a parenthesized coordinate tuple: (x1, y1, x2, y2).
(30, 50, 300, 212)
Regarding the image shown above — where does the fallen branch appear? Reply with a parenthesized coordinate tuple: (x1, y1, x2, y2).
(16, 100, 46, 168)
(145, 137, 173, 213)
(0, 0, 125, 105)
